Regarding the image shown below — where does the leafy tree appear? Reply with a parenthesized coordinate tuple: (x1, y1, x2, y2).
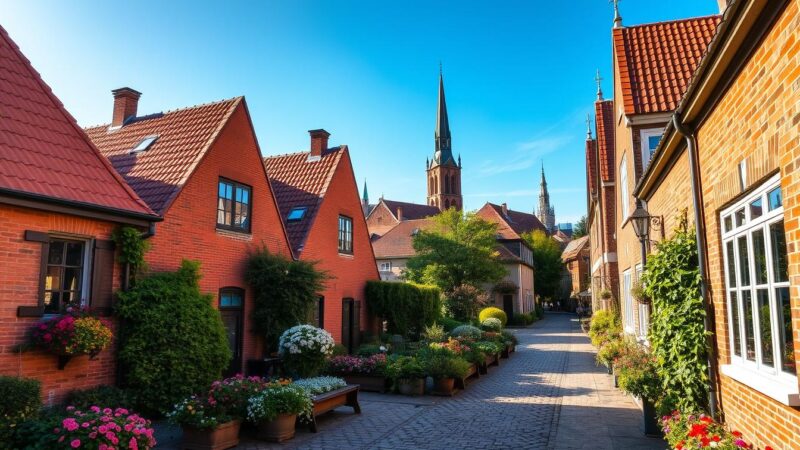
(573, 215, 588, 238)
(444, 284, 490, 322)
(522, 230, 563, 300)
(405, 209, 505, 293)
(246, 247, 329, 352)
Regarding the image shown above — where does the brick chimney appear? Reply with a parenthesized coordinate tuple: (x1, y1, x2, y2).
(396, 207, 404, 221)
(111, 87, 141, 128)
(309, 129, 330, 158)
(501, 203, 509, 216)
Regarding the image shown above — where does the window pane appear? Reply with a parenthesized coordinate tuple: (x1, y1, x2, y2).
(724, 216, 733, 232)
(769, 221, 788, 283)
(44, 291, 60, 312)
(45, 266, 62, 291)
(768, 187, 782, 211)
(735, 208, 746, 227)
(65, 242, 83, 266)
(756, 289, 773, 368)
(737, 236, 750, 286)
(48, 241, 64, 265)
(752, 229, 768, 285)
(726, 241, 736, 287)
(226, 184, 233, 199)
(749, 198, 763, 220)
(648, 135, 661, 154)
(730, 291, 741, 357)
(776, 287, 795, 374)
(742, 290, 755, 361)
(64, 268, 81, 291)
(218, 182, 228, 199)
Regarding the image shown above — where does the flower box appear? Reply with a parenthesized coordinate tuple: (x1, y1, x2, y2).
(305, 384, 361, 432)
(341, 374, 390, 393)
(397, 378, 425, 396)
(454, 363, 480, 390)
(257, 414, 297, 442)
(181, 420, 241, 450)
(479, 353, 500, 374)
(501, 343, 515, 358)
(430, 377, 458, 396)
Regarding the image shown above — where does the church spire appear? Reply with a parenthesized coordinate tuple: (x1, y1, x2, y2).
(612, 0, 623, 29)
(537, 162, 556, 233)
(433, 68, 454, 166)
(362, 179, 369, 203)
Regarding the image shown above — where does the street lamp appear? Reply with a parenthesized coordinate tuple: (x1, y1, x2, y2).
(630, 202, 651, 265)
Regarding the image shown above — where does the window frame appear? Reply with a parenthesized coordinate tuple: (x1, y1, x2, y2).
(622, 269, 634, 333)
(720, 174, 795, 385)
(379, 261, 392, 272)
(635, 264, 649, 340)
(42, 237, 92, 314)
(620, 155, 630, 219)
(639, 128, 663, 170)
(216, 178, 252, 233)
(338, 215, 354, 255)
(218, 286, 244, 310)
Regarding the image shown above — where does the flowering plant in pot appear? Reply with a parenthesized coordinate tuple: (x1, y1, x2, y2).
(30, 306, 112, 369)
(661, 411, 756, 450)
(247, 384, 312, 442)
(278, 325, 334, 379)
(54, 406, 156, 449)
(208, 375, 268, 421)
(169, 394, 241, 450)
(386, 356, 426, 396)
(615, 343, 662, 436)
(424, 354, 470, 395)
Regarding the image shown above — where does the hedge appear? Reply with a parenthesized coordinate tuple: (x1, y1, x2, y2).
(0, 376, 40, 443)
(365, 281, 441, 336)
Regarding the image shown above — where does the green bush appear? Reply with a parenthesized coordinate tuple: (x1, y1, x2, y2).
(423, 354, 470, 379)
(450, 324, 482, 340)
(615, 343, 661, 401)
(509, 313, 534, 326)
(366, 280, 441, 337)
(116, 260, 231, 415)
(596, 337, 627, 368)
(437, 317, 464, 332)
(386, 356, 426, 380)
(65, 385, 133, 411)
(588, 309, 621, 347)
(356, 344, 384, 356)
(478, 306, 507, 327)
(443, 284, 490, 322)
(331, 344, 348, 356)
(7, 407, 61, 449)
(247, 247, 328, 352)
(421, 323, 446, 342)
(0, 376, 41, 443)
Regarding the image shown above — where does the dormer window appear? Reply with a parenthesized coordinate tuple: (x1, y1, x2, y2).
(217, 178, 251, 233)
(130, 135, 158, 154)
(287, 207, 307, 222)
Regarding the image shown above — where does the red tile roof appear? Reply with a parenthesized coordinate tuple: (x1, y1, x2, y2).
(476, 203, 547, 240)
(86, 98, 241, 215)
(371, 218, 435, 259)
(614, 15, 721, 115)
(595, 100, 615, 182)
(0, 25, 154, 218)
(264, 147, 346, 255)
(561, 235, 589, 262)
(377, 199, 440, 221)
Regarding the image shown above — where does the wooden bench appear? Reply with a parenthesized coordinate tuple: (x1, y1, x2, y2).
(305, 384, 361, 432)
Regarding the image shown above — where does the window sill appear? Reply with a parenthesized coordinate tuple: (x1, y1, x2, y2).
(338, 253, 354, 259)
(720, 364, 800, 406)
(216, 228, 253, 241)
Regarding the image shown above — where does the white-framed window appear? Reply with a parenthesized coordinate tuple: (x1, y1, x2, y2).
(379, 262, 392, 272)
(622, 269, 634, 332)
(721, 174, 795, 382)
(640, 128, 663, 170)
(620, 156, 629, 219)
(636, 264, 649, 339)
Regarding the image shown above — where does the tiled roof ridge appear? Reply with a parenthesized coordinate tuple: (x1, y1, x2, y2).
(83, 96, 243, 131)
(619, 13, 721, 30)
(263, 145, 346, 163)
(0, 24, 155, 216)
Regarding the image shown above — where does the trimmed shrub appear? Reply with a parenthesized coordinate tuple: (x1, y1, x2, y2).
(366, 281, 441, 337)
(481, 318, 502, 331)
(478, 307, 507, 327)
(450, 325, 482, 340)
(116, 260, 231, 415)
(65, 385, 134, 411)
(437, 317, 464, 332)
(0, 376, 41, 443)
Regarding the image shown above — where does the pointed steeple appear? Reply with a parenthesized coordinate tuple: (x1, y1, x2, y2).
(362, 179, 369, 203)
(433, 67, 454, 166)
(612, 0, 623, 29)
(595, 69, 604, 101)
(586, 114, 593, 139)
(537, 162, 555, 233)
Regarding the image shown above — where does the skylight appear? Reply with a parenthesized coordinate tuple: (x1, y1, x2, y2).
(130, 135, 158, 154)
(287, 207, 307, 222)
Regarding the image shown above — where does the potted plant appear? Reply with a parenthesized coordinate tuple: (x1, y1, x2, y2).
(661, 411, 753, 449)
(247, 384, 312, 442)
(615, 344, 662, 436)
(30, 306, 112, 369)
(473, 341, 503, 373)
(278, 325, 335, 379)
(424, 354, 470, 396)
(598, 288, 613, 301)
(596, 336, 626, 376)
(499, 331, 517, 358)
(169, 395, 240, 450)
(630, 279, 650, 305)
(386, 356, 426, 396)
(326, 354, 389, 392)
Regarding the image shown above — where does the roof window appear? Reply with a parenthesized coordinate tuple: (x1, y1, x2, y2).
(287, 207, 307, 222)
(130, 135, 158, 154)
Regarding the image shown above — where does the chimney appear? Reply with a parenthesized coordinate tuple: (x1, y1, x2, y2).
(396, 207, 404, 221)
(501, 203, 508, 216)
(309, 129, 330, 158)
(111, 87, 141, 128)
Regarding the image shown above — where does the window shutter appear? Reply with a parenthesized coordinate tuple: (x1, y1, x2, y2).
(353, 300, 361, 350)
(90, 239, 116, 316)
(341, 300, 351, 352)
(17, 231, 50, 317)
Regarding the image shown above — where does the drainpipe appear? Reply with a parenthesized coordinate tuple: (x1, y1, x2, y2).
(672, 113, 719, 420)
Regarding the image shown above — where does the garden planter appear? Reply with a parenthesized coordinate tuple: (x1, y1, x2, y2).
(257, 414, 297, 442)
(342, 374, 389, 393)
(431, 377, 457, 396)
(455, 363, 480, 390)
(642, 398, 662, 437)
(182, 420, 241, 450)
(501, 344, 515, 358)
(479, 353, 500, 374)
(397, 378, 425, 396)
(306, 385, 361, 432)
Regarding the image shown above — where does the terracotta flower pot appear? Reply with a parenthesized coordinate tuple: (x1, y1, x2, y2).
(181, 420, 241, 450)
(257, 414, 297, 442)
(432, 377, 456, 395)
(397, 378, 425, 396)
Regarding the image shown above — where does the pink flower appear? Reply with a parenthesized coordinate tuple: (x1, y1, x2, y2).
(129, 437, 139, 450)
(63, 418, 79, 431)
(70, 439, 81, 448)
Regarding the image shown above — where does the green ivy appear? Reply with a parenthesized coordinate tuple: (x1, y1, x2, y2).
(365, 281, 441, 337)
(111, 226, 149, 276)
(642, 213, 708, 413)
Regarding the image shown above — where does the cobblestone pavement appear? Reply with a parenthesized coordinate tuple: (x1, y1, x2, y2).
(157, 314, 664, 449)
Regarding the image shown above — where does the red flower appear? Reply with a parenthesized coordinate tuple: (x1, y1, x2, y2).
(732, 431, 742, 438)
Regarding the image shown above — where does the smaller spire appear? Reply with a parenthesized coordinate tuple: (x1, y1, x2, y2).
(362, 179, 369, 202)
(611, 0, 623, 28)
(458, 154, 462, 168)
(595, 69, 604, 101)
(586, 114, 593, 139)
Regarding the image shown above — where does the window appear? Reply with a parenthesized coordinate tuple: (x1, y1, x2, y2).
(640, 128, 662, 169)
(287, 207, 307, 222)
(217, 179, 251, 232)
(636, 265, 649, 339)
(219, 287, 244, 308)
(311, 297, 325, 328)
(721, 175, 795, 381)
(622, 269, 634, 332)
(379, 262, 392, 272)
(130, 135, 158, 154)
(620, 157, 629, 219)
(338, 215, 353, 254)
(43, 239, 88, 313)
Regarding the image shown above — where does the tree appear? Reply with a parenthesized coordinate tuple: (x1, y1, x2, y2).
(522, 230, 564, 300)
(573, 215, 588, 238)
(405, 209, 506, 293)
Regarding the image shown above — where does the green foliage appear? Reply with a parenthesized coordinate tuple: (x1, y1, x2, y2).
(356, 344, 384, 356)
(421, 323, 446, 343)
(246, 247, 328, 352)
(480, 318, 502, 331)
(65, 385, 134, 411)
(405, 209, 506, 292)
(596, 336, 627, 367)
(246, 385, 312, 422)
(444, 284, 490, 321)
(478, 306, 508, 327)
(365, 280, 442, 336)
(331, 344, 348, 356)
(588, 309, 621, 347)
(510, 313, 535, 326)
(437, 317, 465, 332)
(616, 344, 661, 401)
(423, 354, 471, 379)
(386, 356, 426, 380)
(642, 216, 708, 413)
(116, 260, 231, 415)
(0, 376, 41, 443)
(6, 408, 61, 450)
(521, 230, 564, 299)
(450, 324, 483, 340)
(111, 226, 149, 276)
(572, 215, 588, 238)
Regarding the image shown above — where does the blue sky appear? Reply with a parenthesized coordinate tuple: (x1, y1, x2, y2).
(3, 1, 718, 224)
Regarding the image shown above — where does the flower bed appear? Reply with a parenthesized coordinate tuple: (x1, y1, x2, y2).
(661, 411, 758, 450)
(327, 354, 389, 392)
(55, 406, 156, 449)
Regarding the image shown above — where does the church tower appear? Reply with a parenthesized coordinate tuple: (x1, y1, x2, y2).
(426, 69, 462, 211)
(536, 164, 556, 232)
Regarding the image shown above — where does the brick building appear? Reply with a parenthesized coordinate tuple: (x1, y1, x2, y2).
(635, 0, 800, 447)
(264, 130, 379, 354)
(366, 199, 440, 238)
(87, 91, 291, 375)
(561, 236, 590, 301)
(0, 25, 160, 403)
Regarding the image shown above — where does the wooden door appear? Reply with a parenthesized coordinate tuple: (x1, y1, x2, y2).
(341, 298, 361, 354)
(219, 288, 244, 376)
(503, 294, 514, 319)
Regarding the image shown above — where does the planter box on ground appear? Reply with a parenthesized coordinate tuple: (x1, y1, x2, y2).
(182, 420, 241, 450)
(304, 384, 361, 432)
(341, 374, 389, 393)
(455, 363, 480, 390)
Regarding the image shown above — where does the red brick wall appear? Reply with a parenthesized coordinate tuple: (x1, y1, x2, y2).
(144, 103, 291, 368)
(299, 149, 380, 343)
(0, 205, 122, 405)
(366, 203, 399, 237)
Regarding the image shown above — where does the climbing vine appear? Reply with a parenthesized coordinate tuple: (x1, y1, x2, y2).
(111, 226, 149, 275)
(641, 211, 708, 413)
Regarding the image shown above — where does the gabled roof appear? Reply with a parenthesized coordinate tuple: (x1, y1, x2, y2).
(371, 218, 435, 259)
(264, 147, 346, 255)
(595, 100, 615, 182)
(614, 15, 721, 115)
(0, 25, 155, 220)
(476, 202, 547, 240)
(371, 199, 441, 222)
(562, 235, 589, 262)
(85, 97, 241, 215)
